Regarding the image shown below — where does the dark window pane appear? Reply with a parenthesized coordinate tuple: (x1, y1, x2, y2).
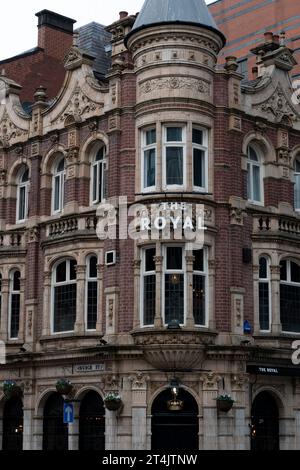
(144, 149, 156, 188)
(54, 284, 76, 333)
(280, 260, 287, 281)
(291, 262, 300, 283)
(166, 127, 182, 142)
(146, 129, 156, 146)
(92, 165, 98, 202)
(57, 158, 65, 172)
(18, 186, 26, 220)
(54, 175, 61, 212)
(21, 169, 29, 183)
(249, 146, 258, 162)
(280, 284, 300, 332)
(193, 250, 204, 272)
(10, 293, 20, 338)
(145, 248, 156, 272)
(165, 274, 184, 324)
(56, 262, 66, 283)
(70, 260, 77, 281)
(96, 148, 104, 161)
(192, 128, 203, 145)
(259, 258, 268, 279)
(167, 247, 182, 270)
(259, 282, 270, 330)
(295, 159, 300, 173)
(89, 257, 97, 278)
(87, 281, 98, 330)
(166, 147, 183, 185)
(144, 275, 156, 325)
(13, 271, 20, 291)
(193, 274, 205, 325)
(193, 148, 205, 188)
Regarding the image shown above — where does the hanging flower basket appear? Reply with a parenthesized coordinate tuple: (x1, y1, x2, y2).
(3, 380, 22, 400)
(216, 394, 234, 412)
(55, 379, 74, 396)
(104, 392, 122, 411)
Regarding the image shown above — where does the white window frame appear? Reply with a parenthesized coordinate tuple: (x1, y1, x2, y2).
(247, 144, 264, 206)
(16, 168, 29, 223)
(52, 158, 66, 215)
(163, 125, 186, 190)
(140, 246, 156, 328)
(141, 127, 157, 193)
(258, 256, 271, 333)
(162, 245, 186, 327)
(90, 146, 106, 205)
(8, 270, 21, 340)
(193, 248, 209, 327)
(51, 259, 77, 335)
(294, 158, 300, 211)
(280, 259, 300, 334)
(85, 255, 98, 331)
(192, 127, 209, 193)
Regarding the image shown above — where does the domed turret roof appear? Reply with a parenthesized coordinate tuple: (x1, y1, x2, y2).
(126, 0, 225, 46)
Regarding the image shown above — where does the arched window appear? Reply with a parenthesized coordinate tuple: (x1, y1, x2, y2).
(52, 259, 77, 333)
(16, 167, 29, 223)
(9, 270, 20, 340)
(91, 146, 106, 205)
(86, 256, 98, 330)
(259, 257, 271, 331)
(52, 157, 65, 214)
(247, 144, 263, 204)
(280, 259, 300, 332)
(295, 158, 300, 210)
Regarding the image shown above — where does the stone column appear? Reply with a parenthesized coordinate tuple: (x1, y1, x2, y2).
(208, 260, 216, 330)
(42, 272, 51, 336)
(105, 411, 118, 450)
(232, 374, 249, 450)
(23, 382, 35, 450)
(201, 373, 220, 450)
(131, 374, 148, 450)
(18, 276, 25, 342)
(185, 253, 195, 327)
(270, 265, 281, 334)
(154, 250, 163, 327)
(0, 279, 9, 341)
(75, 265, 86, 333)
(33, 416, 43, 450)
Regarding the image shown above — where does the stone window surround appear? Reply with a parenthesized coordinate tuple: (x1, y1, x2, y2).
(134, 240, 215, 331)
(253, 249, 300, 336)
(0, 264, 25, 344)
(42, 250, 104, 338)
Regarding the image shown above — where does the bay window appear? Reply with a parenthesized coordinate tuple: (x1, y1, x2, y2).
(52, 259, 77, 333)
(259, 257, 271, 331)
(164, 126, 185, 188)
(193, 128, 208, 191)
(280, 259, 300, 333)
(142, 128, 156, 191)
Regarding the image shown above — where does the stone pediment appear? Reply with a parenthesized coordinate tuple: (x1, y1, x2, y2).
(252, 83, 300, 125)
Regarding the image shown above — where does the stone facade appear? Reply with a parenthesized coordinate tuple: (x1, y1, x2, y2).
(1, 4, 300, 450)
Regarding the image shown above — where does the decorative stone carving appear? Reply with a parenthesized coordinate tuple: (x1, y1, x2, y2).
(27, 226, 39, 243)
(231, 374, 249, 390)
(52, 87, 104, 125)
(139, 77, 210, 95)
(254, 84, 298, 123)
(0, 111, 27, 147)
(200, 372, 221, 390)
(0, 169, 7, 184)
(230, 207, 244, 226)
(129, 373, 149, 390)
(278, 129, 289, 148)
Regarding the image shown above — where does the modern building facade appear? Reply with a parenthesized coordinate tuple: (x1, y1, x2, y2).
(209, 0, 300, 79)
(0, 0, 300, 451)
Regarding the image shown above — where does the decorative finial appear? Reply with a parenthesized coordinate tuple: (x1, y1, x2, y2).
(34, 85, 47, 103)
(280, 31, 286, 46)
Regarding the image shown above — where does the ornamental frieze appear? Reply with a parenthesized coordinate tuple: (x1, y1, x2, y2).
(139, 76, 210, 96)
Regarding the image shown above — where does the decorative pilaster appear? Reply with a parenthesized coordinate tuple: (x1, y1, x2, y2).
(0, 279, 9, 340)
(42, 272, 51, 336)
(200, 373, 221, 450)
(133, 259, 141, 329)
(185, 254, 195, 327)
(154, 255, 163, 327)
(270, 265, 281, 334)
(75, 265, 86, 333)
(130, 373, 149, 450)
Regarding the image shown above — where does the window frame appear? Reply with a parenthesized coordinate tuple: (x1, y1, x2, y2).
(140, 246, 156, 328)
(193, 248, 209, 327)
(141, 127, 157, 193)
(8, 269, 21, 340)
(163, 125, 186, 190)
(258, 256, 271, 333)
(280, 259, 300, 334)
(52, 157, 66, 215)
(192, 126, 209, 193)
(16, 167, 29, 224)
(85, 255, 98, 331)
(90, 145, 106, 206)
(247, 144, 264, 206)
(51, 259, 77, 335)
(162, 245, 186, 327)
(294, 158, 300, 211)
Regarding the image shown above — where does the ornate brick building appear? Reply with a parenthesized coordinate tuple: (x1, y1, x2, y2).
(0, 0, 300, 451)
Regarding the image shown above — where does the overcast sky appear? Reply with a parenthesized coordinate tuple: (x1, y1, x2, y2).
(0, 1, 215, 60)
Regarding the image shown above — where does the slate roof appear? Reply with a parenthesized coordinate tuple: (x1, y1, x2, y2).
(76, 22, 112, 78)
(127, 0, 226, 45)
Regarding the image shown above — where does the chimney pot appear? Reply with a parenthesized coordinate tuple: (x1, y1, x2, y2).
(273, 34, 280, 44)
(119, 11, 128, 19)
(264, 31, 274, 43)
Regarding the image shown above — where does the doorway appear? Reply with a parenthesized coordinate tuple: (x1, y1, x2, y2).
(2, 397, 23, 450)
(79, 391, 105, 450)
(251, 391, 280, 451)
